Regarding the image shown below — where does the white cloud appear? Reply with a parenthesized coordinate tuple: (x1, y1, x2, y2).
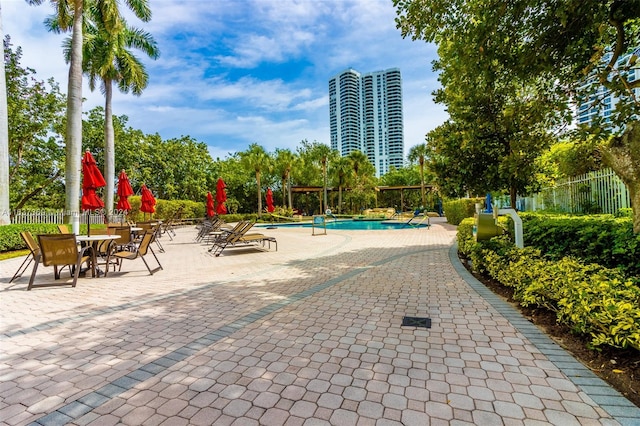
(4, 0, 448, 162)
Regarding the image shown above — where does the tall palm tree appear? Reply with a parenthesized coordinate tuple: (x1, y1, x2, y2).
(408, 142, 429, 207)
(331, 156, 352, 214)
(0, 6, 10, 225)
(240, 143, 271, 217)
(57, 0, 157, 220)
(313, 144, 332, 212)
(28, 0, 85, 231)
(274, 148, 296, 209)
(347, 150, 374, 212)
(347, 150, 370, 183)
(84, 16, 156, 218)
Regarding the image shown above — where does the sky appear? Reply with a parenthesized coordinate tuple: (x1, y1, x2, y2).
(3, 0, 448, 161)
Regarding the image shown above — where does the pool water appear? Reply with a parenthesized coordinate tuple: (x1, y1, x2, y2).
(257, 219, 429, 230)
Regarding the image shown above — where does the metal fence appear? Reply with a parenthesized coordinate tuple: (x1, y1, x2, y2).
(11, 210, 125, 225)
(520, 168, 631, 214)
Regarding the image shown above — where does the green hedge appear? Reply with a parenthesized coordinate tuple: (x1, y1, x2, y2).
(442, 197, 484, 225)
(0, 223, 73, 252)
(458, 218, 640, 351)
(520, 213, 639, 277)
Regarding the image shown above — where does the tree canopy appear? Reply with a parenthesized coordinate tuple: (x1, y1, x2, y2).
(395, 0, 640, 230)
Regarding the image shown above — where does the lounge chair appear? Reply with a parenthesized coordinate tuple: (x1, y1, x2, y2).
(10, 232, 41, 283)
(208, 221, 251, 256)
(208, 221, 276, 256)
(112, 231, 163, 274)
(28, 234, 94, 290)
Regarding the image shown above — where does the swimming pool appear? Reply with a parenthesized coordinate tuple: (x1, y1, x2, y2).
(257, 219, 429, 230)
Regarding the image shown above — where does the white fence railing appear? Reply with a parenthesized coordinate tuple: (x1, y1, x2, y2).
(520, 168, 631, 214)
(11, 210, 125, 225)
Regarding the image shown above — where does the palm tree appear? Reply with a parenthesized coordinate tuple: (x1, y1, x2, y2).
(28, 0, 85, 231)
(347, 150, 370, 183)
(239, 144, 271, 217)
(408, 142, 429, 208)
(85, 17, 157, 219)
(0, 6, 10, 225)
(56, 0, 157, 220)
(331, 156, 351, 214)
(274, 148, 296, 209)
(313, 144, 333, 212)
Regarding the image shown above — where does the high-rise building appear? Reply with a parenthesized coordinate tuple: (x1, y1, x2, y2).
(576, 47, 639, 126)
(329, 68, 404, 177)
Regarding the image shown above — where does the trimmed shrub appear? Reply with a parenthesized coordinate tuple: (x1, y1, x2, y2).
(520, 213, 639, 277)
(443, 197, 484, 225)
(457, 218, 640, 351)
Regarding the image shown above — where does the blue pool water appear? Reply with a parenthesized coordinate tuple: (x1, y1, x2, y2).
(257, 219, 428, 230)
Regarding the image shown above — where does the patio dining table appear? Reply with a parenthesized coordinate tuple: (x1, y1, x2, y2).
(76, 234, 120, 277)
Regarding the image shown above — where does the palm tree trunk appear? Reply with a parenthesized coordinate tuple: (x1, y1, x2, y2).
(281, 177, 286, 207)
(65, 0, 84, 233)
(256, 171, 262, 217)
(287, 174, 292, 210)
(323, 162, 328, 212)
(104, 80, 115, 221)
(0, 6, 11, 225)
(420, 162, 425, 207)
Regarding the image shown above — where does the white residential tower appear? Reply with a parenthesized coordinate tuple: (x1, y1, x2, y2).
(329, 68, 404, 177)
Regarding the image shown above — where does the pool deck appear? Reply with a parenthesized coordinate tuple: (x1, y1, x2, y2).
(1, 218, 639, 425)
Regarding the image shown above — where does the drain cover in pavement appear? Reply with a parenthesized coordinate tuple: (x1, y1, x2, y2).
(402, 316, 432, 328)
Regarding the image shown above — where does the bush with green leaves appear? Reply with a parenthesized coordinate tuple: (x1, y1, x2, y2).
(0, 224, 70, 252)
(520, 213, 639, 277)
(457, 217, 640, 350)
(442, 197, 484, 225)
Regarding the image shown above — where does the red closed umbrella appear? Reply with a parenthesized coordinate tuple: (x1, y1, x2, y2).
(140, 184, 156, 219)
(215, 178, 227, 215)
(206, 191, 215, 218)
(266, 188, 275, 213)
(81, 150, 106, 235)
(116, 169, 134, 212)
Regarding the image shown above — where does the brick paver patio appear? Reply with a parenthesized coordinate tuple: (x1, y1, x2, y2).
(1, 218, 639, 425)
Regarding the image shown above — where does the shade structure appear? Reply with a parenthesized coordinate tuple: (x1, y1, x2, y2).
(116, 169, 134, 212)
(81, 150, 106, 211)
(215, 178, 227, 215)
(140, 184, 156, 216)
(266, 188, 275, 213)
(206, 191, 215, 218)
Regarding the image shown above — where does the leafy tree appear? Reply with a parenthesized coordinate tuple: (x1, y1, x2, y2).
(395, 0, 640, 231)
(5, 37, 66, 210)
(239, 143, 271, 217)
(537, 138, 602, 186)
(396, 0, 568, 208)
(213, 153, 253, 214)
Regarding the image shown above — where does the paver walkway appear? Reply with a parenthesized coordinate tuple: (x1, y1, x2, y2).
(1, 218, 639, 425)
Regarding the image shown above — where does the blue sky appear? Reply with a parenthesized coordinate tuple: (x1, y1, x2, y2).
(3, 0, 448, 161)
